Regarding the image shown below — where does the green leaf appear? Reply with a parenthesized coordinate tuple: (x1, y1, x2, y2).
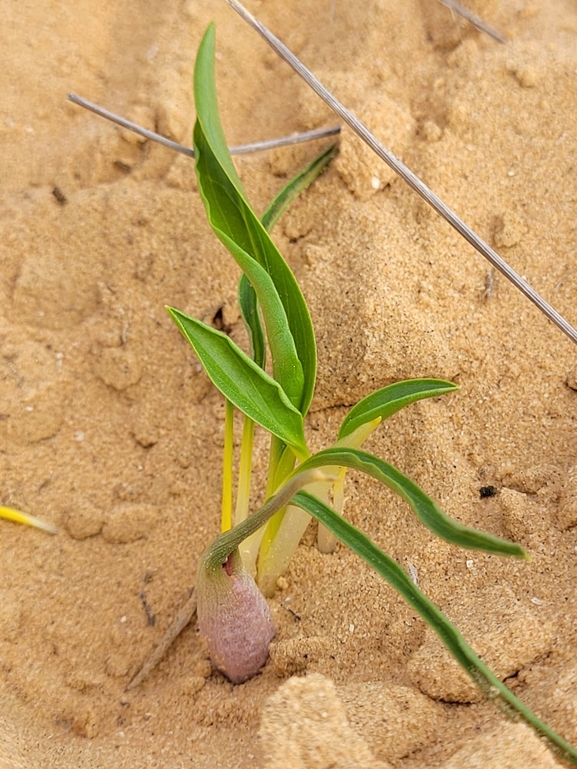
(193, 24, 317, 415)
(216, 226, 305, 405)
(290, 490, 577, 765)
(297, 448, 527, 558)
(338, 379, 458, 440)
(237, 145, 336, 375)
(261, 144, 337, 232)
(238, 275, 265, 369)
(167, 307, 308, 460)
(194, 106, 305, 407)
(192, 23, 246, 196)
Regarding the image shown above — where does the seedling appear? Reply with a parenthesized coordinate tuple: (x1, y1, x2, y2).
(152, 24, 577, 765)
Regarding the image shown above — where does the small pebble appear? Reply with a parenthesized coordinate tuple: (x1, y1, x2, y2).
(181, 675, 206, 697)
(102, 503, 158, 544)
(66, 502, 104, 540)
(93, 347, 142, 391)
(566, 366, 577, 391)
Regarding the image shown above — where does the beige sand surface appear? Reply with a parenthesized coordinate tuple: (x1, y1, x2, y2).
(1, 0, 576, 766)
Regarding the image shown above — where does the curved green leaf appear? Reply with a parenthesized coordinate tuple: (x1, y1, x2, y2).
(167, 307, 308, 460)
(194, 108, 305, 406)
(261, 144, 337, 232)
(192, 24, 245, 195)
(297, 447, 527, 558)
(291, 490, 577, 765)
(238, 275, 265, 369)
(339, 379, 458, 440)
(194, 25, 317, 415)
(237, 145, 336, 376)
(216, 227, 304, 405)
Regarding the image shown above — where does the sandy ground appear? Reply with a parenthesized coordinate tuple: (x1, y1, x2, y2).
(1, 0, 577, 767)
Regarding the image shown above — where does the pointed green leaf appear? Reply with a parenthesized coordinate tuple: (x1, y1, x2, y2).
(261, 144, 337, 232)
(290, 490, 577, 765)
(193, 23, 246, 195)
(338, 379, 458, 440)
(297, 447, 527, 558)
(194, 109, 305, 407)
(218, 226, 304, 405)
(167, 307, 308, 460)
(193, 25, 317, 415)
(236, 145, 336, 375)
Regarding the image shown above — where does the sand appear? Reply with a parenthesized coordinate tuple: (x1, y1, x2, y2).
(1, 0, 576, 766)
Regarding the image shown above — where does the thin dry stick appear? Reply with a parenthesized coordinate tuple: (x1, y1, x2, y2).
(226, 0, 577, 348)
(68, 93, 340, 158)
(126, 591, 197, 690)
(435, 0, 507, 43)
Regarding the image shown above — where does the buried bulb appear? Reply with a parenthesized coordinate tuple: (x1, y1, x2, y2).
(196, 546, 275, 684)
(195, 469, 329, 683)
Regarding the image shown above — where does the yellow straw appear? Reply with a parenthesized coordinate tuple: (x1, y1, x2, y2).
(0, 506, 57, 535)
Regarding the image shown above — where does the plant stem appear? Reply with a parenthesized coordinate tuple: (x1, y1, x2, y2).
(221, 398, 235, 532)
(259, 442, 297, 562)
(316, 421, 379, 552)
(239, 522, 266, 576)
(317, 466, 346, 553)
(234, 415, 255, 526)
(265, 434, 284, 497)
(203, 468, 329, 569)
(68, 93, 341, 160)
(257, 476, 332, 596)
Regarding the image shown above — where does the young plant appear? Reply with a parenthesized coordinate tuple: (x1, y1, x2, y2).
(165, 24, 577, 766)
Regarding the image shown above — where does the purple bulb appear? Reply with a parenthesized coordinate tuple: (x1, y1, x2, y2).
(196, 547, 276, 684)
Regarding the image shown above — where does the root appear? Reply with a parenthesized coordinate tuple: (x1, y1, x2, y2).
(126, 590, 198, 691)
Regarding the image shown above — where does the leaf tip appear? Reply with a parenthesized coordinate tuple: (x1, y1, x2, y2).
(166, 306, 183, 327)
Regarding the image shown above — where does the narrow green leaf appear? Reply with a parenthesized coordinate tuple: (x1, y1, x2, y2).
(339, 379, 459, 440)
(193, 25, 317, 415)
(167, 307, 308, 460)
(261, 145, 337, 232)
(193, 23, 246, 195)
(237, 145, 336, 375)
(238, 275, 265, 369)
(218, 226, 305, 405)
(291, 491, 577, 765)
(194, 109, 305, 406)
(298, 448, 527, 558)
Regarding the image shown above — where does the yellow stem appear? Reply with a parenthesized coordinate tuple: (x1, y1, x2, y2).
(234, 416, 255, 525)
(221, 399, 235, 533)
(259, 443, 296, 562)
